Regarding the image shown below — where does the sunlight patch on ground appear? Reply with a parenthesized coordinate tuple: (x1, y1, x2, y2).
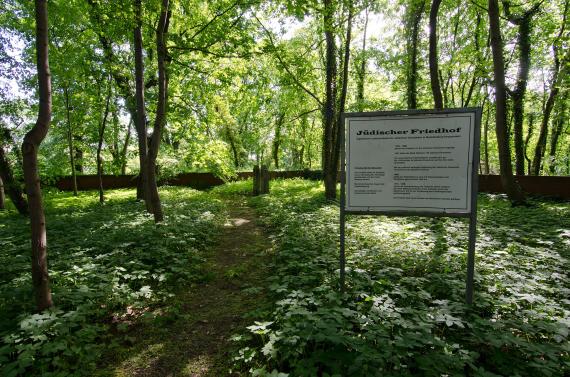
(224, 218, 250, 227)
(119, 342, 165, 371)
(181, 354, 214, 376)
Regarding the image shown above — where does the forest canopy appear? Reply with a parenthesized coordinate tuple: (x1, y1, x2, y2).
(0, 0, 568, 190)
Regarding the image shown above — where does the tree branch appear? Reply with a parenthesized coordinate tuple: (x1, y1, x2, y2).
(254, 15, 323, 107)
(188, 0, 241, 41)
(287, 108, 320, 123)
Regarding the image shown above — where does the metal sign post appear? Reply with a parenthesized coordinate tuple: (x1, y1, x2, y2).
(339, 108, 481, 304)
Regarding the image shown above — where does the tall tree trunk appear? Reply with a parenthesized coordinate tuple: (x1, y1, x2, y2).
(523, 112, 534, 175)
(134, 0, 150, 207)
(74, 150, 83, 173)
(74, 140, 84, 174)
(531, 19, 569, 175)
(356, 4, 368, 112)
(487, 0, 525, 203)
(531, 61, 568, 175)
(567, 145, 570, 175)
(322, 0, 339, 200)
(429, 0, 443, 110)
(146, 0, 170, 223)
(322, 0, 352, 200)
(531, 0, 569, 175)
(87, 0, 142, 199)
(227, 125, 240, 168)
(97, 78, 112, 203)
(63, 86, 78, 196)
(505, 3, 540, 176)
(307, 118, 315, 169)
(337, 1, 353, 122)
(107, 108, 121, 174)
(121, 119, 132, 175)
(272, 113, 284, 169)
(22, 0, 53, 311)
(298, 114, 308, 168)
(464, 13, 485, 109)
(483, 103, 490, 174)
(479, 92, 490, 174)
(406, 0, 426, 109)
(548, 92, 568, 174)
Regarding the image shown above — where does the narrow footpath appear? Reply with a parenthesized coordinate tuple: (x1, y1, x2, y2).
(106, 197, 272, 377)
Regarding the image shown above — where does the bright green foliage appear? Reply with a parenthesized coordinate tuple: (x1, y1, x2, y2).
(2, 0, 569, 177)
(233, 179, 570, 376)
(0, 187, 226, 376)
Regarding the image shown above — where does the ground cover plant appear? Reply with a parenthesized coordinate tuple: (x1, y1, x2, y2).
(234, 179, 570, 377)
(0, 187, 226, 376)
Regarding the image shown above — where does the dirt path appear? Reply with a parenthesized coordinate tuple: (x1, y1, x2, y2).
(107, 197, 272, 376)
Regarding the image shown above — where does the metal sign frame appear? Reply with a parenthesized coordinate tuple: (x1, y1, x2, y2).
(339, 108, 481, 304)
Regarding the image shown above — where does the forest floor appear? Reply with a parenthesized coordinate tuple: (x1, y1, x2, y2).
(101, 196, 273, 376)
(2, 181, 568, 376)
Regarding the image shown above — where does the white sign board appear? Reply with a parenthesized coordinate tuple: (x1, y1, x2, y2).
(345, 111, 477, 214)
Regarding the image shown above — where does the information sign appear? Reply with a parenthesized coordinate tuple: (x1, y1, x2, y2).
(339, 108, 481, 304)
(345, 112, 476, 214)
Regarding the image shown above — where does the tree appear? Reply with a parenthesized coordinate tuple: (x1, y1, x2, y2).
(21, 0, 53, 311)
(145, 0, 171, 222)
(531, 48, 570, 175)
(488, 0, 526, 203)
(531, 0, 569, 175)
(428, 0, 443, 110)
(0, 124, 28, 214)
(272, 113, 285, 169)
(257, 0, 354, 200)
(133, 0, 150, 207)
(321, 0, 353, 200)
(504, 1, 541, 176)
(355, 2, 369, 112)
(322, 0, 338, 200)
(548, 90, 568, 174)
(96, 76, 112, 203)
(87, 0, 145, 199)
(106, 109, 132, 175)
(405, 0, 426, 109)
(63, 85, 78, 196)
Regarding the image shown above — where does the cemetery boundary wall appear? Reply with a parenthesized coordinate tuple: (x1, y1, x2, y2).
(52, 172, 570, 199)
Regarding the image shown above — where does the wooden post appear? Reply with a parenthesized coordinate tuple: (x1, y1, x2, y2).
(253, 165, 260, 196)
(260, 165, 270, 194)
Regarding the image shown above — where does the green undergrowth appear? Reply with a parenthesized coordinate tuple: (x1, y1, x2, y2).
(231, 179, 570, 377)
(0, 187, 226, 376)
